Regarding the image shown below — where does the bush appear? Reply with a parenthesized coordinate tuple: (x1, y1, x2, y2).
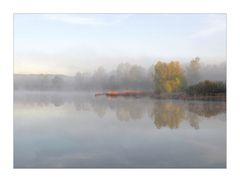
(186, 80, 226, 96)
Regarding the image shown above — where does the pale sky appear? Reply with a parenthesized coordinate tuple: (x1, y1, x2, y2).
(14, 14, 226, 75)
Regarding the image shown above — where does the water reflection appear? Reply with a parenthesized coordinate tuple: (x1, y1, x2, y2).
(188, 102, 226, 118)
(151, 102, 185, 129)
(187, 112, 200, 130)
(15, 92, 226, 129)
(14, 92, 226, 168)
(51, 95, 64, 107)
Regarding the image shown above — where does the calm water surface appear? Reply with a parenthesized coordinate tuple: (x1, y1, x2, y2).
(14, 91, 226, 168)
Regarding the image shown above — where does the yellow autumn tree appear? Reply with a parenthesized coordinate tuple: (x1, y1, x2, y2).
(154, 61, 186, 93)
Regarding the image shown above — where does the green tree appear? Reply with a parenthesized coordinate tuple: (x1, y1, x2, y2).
(186, 80, 226, 96)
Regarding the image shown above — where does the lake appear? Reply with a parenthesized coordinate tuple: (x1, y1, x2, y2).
(14, 91, 226, 168)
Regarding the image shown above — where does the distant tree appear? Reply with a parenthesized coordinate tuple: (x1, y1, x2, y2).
(128, 65, 145, 89)
(154, 61, 186, 93)
(74, 72, 83, 90)
(144, 65, 155, 90)
(94, 66, 106, 78)
(51, 76, 63, 90)
(129, 65, 144, 82)
(39, 75, 50, 90)
(186, 57, 201, 85)
(116, 63, 131, 89)
(74, 72, 92, 90)
(116, 63, 131, 77)
(106, 74, 119, 90)
(93, 66, 107, 90)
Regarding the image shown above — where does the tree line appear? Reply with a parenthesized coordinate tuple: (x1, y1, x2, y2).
(153, 57, 226, 95)
(14, 63, 154, 91)
(15, 91, 226, 129)
(14, 58, 226, 95)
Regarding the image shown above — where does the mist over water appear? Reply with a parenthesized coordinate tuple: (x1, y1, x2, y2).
(14, 60, 227, 168)
(13, 13, 227, 168)
(14, 91, 226, 168)
(14, 61, 226, 91)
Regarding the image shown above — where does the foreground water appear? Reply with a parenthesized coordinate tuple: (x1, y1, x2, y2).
(14, 91, 226, 168)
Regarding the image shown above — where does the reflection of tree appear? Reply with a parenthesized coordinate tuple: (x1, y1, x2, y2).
(129, 104, 144, 120)
(151, 102, 185, 129)
(114, 99, 145, 121)
(116, 108, 131, 121)
(15, 92, 51, 107)
(188, 102, 226, 117)
(91, 102, 107, 118)
(15, 92, 226, 130)
(51, 95, 64, 107)
(186, 112, 200, 129)
(73, 98, 91, 112)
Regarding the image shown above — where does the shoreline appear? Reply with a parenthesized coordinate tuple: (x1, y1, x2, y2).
(150, 93, 226, 101)
(14, 90, 226, 101)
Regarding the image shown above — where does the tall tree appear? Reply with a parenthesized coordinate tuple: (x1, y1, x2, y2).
(154, 61, 186, 93)
(186, 57, 201, 85)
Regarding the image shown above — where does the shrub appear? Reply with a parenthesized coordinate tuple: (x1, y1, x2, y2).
(186, 80, 226, 96)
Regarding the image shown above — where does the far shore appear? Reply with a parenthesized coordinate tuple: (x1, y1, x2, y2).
(14, 90, 226, 101)
(150, 93, 226, 101)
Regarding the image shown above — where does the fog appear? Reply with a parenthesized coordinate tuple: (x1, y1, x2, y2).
(14, 91, 226, 168)
(14, 61, 226, 91)
(14, 91, 226, 129)
(199, 62, 226, 82)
